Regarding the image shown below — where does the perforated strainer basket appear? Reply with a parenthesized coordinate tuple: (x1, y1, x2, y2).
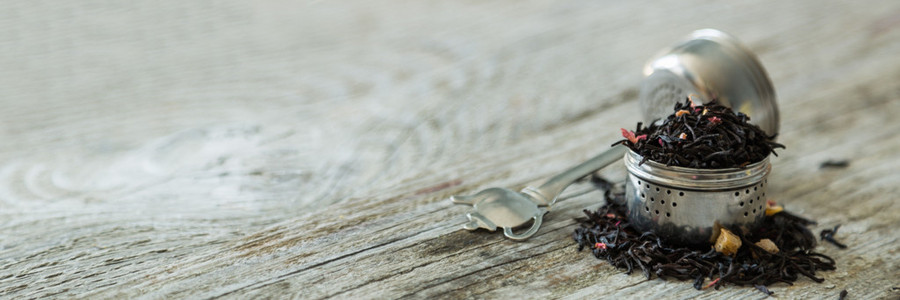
(623, 149, 771, 246)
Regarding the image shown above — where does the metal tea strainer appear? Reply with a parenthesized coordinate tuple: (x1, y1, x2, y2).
(450, 29, 779, 243)
(625, 29, 779, 245)
(624, 151, 772, 246)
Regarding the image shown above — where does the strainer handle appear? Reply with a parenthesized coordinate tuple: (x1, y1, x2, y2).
(522, 144, 626, 207)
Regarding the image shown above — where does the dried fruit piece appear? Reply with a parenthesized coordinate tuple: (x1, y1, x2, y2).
(714, 228, 742, 256)
(755, 239, 779, 254)
(709, 221, 724, 244)
(766, 200, 784, 216)
(675, 109, 691, 117)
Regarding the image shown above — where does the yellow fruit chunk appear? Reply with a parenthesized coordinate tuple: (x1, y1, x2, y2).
(765, 200, 784, 216)
(754, 239, 779, 254)
(714, 228, 742, 256)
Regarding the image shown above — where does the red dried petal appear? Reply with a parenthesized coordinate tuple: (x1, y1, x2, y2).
(703, 278, 721, 289)
(594, 242, 608, 250)
(621, 128, 638, 144)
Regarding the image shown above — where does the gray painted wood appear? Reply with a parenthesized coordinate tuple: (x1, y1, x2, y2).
(1, 1, 899, 298)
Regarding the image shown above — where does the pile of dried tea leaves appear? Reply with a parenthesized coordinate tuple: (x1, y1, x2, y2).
(573, 177, 837, 296)
(614, 98, 785, 169)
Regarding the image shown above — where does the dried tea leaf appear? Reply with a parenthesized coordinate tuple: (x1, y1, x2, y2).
(614, 98, 784, 169)
(574, 178, 836, 293)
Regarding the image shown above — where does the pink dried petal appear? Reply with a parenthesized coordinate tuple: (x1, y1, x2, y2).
(688, 94, 699, 108)
(703, 278, 721, 289)
(621, 128, 638, 144)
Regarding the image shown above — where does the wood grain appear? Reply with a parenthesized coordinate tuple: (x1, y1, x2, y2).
(1, 0, 899, 298)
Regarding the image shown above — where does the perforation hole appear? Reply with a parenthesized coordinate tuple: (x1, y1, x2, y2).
(750, 199, 754, 204)
(665, 212, 671, 217)
(752, 209, 757, 213)
(641, 193, 645, 198)
(734, 192, 740, 197)
(672, 202, 677, 207)
(656, 187, 660, 192)
(655, 210, 660, 215)
(667, 190, 672, 194)
(650, 197, 655, 202)
(745, 189, 750, 194)
(739, 201, 744, 207)
(660, 200, 666, 205)
(744, 212, 749, 217)
(679, 192, 685, 197)
(646, 184, 650, 189)
(645, 206, 650, 212)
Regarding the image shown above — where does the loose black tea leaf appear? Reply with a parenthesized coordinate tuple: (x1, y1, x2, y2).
(820, 225, 848, 249)
(613, 98, 784, 169)
(820, 160, 850, 169)
(574, 179, 836, 295)
(754, 284, 774, 296)
(839, 289, 848, 300)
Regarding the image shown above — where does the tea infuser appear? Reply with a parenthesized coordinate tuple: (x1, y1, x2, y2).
(451, 29, 779, 241)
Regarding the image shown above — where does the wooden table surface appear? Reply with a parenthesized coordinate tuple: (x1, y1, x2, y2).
(2, 1, 899, 299)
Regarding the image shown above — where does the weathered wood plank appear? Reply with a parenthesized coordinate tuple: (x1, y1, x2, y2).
(1, 0, 899, 299)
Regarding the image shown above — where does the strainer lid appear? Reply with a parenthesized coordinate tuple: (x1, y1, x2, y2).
(639, 29, 780, 137)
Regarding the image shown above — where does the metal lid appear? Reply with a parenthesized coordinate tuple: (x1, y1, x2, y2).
(639, 29, 779, 137)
